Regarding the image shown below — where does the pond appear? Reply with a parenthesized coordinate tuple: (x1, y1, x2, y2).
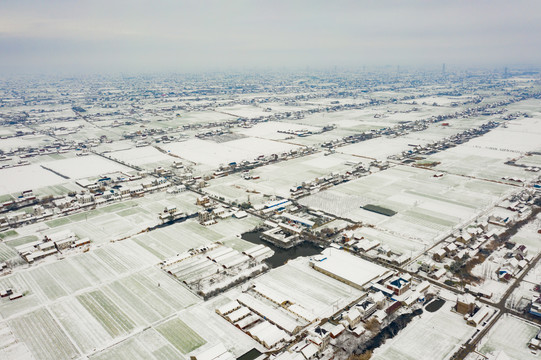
(241, 230, 323, 268)
(425, 298, 446, 312)
(355, 308, 423, 354)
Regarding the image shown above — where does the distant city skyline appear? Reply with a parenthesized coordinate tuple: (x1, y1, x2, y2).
(1, 0, 541, 74)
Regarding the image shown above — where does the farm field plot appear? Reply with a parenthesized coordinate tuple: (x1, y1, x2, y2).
(178, 298, 264, 356)
(175, 110, 237, 125)
(3, 239, 161, 317)
(0, 134, 55, 152)
(351, 226, 426, 256)
(236, 121, 321, 140)
(0, 322, 34, 359)
(102, 267, 200, 325)
(0, 164, 68, 195)
(0, 242, 18, 263)
(478, 315, 539, 360)
(516, 154, 541, 167)
(41, 200, 164, 245)
(44, 267, 200, 356)
(77, 290, 136, 338)
(8, 308, 79, 360)
(107, 146, 175, 167)
(135, 190, 200, 215)
(300, 165, 513, 243)
(508, 213, 541, 255)
(163, 138, 300, 168)
(219, 104, 276, 118)
(466, 117, 541, 153)
(424, 144, 536, 183)
(205, 152, 366, 201)
(0, 272, 42, 319)
(133, 216, 261, 260)
(90, 329, 183, 360)
(43, 154, 132, 179)
(156, 317, 206, 354)
(372, 301, 476, 360)
(252, 257, 364, 319)
(26, 266, 69, 301)
(50, 296, 114, 354)
(94, 239, 160, 272)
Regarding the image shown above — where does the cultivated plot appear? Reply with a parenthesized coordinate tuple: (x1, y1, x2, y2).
(478, 314, 539, 360)
(372, 301, 476, 360)
(300, 165, 513, 243)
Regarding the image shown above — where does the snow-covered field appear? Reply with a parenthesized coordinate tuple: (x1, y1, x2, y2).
(252, 257, 364, 319)
(0, 164, 68, 195)
(205, 152, 365, 201)
(219, 104, 276, 118)
(478, 315, 540, 360)
(236, 121, 321, 140)
(107, 146, 175, 166)
(467, 117, 541, 153)
(132, 216, 261, 260)
(426, 144, 535, 183)
(43, 155, 132, 179)
(0, 134, 55, 152)
(338, 117, 494, 161)
(300, 165, 513, 243)
(163, 138, 300, 168)
(0, 228, 208, 359)
(372, 301, 476, 360)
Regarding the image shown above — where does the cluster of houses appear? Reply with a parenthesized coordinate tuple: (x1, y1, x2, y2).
(0, 188, 54, 230)
(0, 287, 23, 301)
(289, 168, 366, 199)
(425, 212, 525, 281)
(195, 196, 248, 226)
(14, 230, 89, 264)
(212, 147, 318, 180)
(0, 139, 84, 164)
(340, 229, 411, 267)
(195, 127, 232, 139)
(260, 274, 433, 358)
(454, 293, 497, 327)
(391, 121, 500, 163)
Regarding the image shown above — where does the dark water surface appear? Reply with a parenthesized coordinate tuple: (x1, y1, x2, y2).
(241, 230, 322, 268)
(425, 298, 446, 312)
(356, 308, 423, 354)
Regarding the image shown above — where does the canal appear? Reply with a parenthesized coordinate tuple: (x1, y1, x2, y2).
(241, 230, 323, 268)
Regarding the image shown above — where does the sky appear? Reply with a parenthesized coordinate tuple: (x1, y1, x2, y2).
(1, 0, 540, 74)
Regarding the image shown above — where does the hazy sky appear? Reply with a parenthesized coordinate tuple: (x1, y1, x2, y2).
(1, 0, 540, 74)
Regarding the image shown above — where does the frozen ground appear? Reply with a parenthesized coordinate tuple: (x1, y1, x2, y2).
(43, 154, 132, 179)
(163, 138, 300, 168)
(205, 152, 366, 201)
(236, 121, 321, 140)
(219, 104, 276, 118)
(300, 165, 514, 243)
(0, 134, 55, 152)
(477, 314, 540, 360)
(467, 117, 541, 154)
(0, 164, 68, 195)
(107, 146, 176, 167)
(338, 117, 494, 161)
(372, 301, 476, 360)
(426, 144, 536, 183)
(251, 256, 364, 319)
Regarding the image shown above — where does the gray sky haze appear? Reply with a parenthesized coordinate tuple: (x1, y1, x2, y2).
(1, 0, 540, 74)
